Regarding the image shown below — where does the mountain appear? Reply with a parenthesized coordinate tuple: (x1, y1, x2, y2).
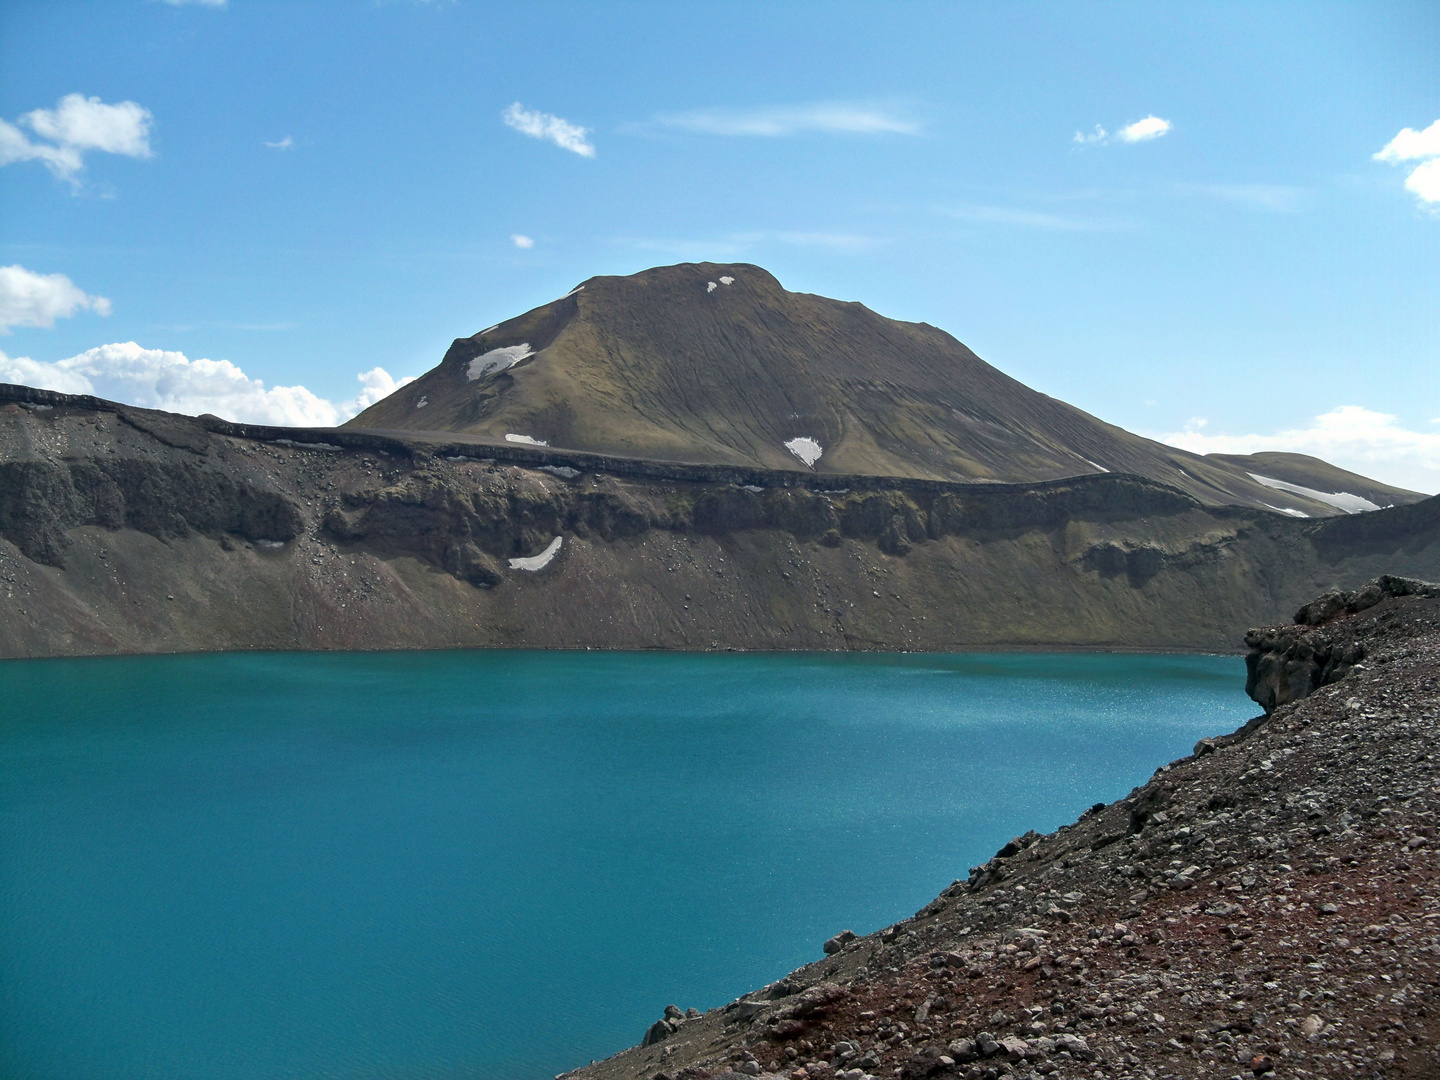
(347, 262, 1426, 518)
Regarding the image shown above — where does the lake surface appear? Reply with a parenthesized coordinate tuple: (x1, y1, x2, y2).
(0, 650, 1251, 1080)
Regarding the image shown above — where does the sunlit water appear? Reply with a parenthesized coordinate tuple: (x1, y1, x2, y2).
(0, 649, 1252, 1080)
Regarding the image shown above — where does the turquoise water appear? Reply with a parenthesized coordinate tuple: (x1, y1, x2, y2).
(0, 650, 1251, 1080)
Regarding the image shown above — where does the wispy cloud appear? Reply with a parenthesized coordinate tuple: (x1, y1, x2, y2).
(264, 136, 293, 150)
(1176, 183, 1308, 213)
(0, 265, 111, 333)
(622, 230, 881, 260)
(0, 342, 414, 427)
(512, 234, 534, 249)
(502, 102, 595, 158)
(1374, 119, 1440, 208)
(1073, 115, 1171, 147)
(1159, 405, 1440, 495)
(652, 102, 920, 138)
(0, 93, 153, 187)
(941, 203, 1111, 231)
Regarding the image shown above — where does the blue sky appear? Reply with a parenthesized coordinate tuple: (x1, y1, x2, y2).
(2, 1, 1437, 490)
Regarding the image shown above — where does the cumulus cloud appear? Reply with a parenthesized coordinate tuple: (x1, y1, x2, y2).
(1374, 119, 1440, 206)
(0, 93, 153, 185)
(512, 234, 534, 249)
(1160, 406, 1440, 495)
(502, 103, 595, 157)
(0, 265, 112, 333)
(0, 342, 415, 427)
(654, 102, 919, 137)
(1117, 116, 1171, 143)
(1073, 116, 1170, 147)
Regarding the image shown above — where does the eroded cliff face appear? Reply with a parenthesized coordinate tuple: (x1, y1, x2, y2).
(2, 387, 1438, 659)
(1243, 575, 1440, 712)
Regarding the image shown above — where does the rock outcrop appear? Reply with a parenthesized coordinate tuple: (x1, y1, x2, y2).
(1244, 575, 1440, 712)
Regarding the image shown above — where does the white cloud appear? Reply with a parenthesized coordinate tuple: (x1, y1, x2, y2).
(0, 342, 414, 427)
(512, 234, 534, 249)
(0, 265, 112, 333)
(1375, 120, 1440, 206)
(501, 103, 595, 157)
(1160, 405, 1440, 495)
(1374, 119, 1440, 163)
(1117, 116, 1171, 143)
(654, 103, 919, 137)
(264, 136, 294, 150)
(1073, 124, 1107, 145)
(0, 94, 153, 184)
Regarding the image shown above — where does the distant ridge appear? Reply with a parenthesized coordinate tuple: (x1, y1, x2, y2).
(347, 262, 1424, 518)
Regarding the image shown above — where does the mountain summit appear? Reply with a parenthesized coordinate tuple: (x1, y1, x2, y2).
(347, 262, 1421, 516)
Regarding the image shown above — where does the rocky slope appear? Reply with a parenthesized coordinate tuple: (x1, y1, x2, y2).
(2, 385, 1438, 659)
(567, 579, 1440, 1080)
(345, 263, 1426, 519)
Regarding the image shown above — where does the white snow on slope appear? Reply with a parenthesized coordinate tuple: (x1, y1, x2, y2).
(1262, 503, 1310, 518)
(785, 437, 822, 467)
(718, 275, 734, 285)
(505, 433, 548, 446)
(706, 281, 717, 293)
(1249, 473, 1381, 514)
(509, 536, 562, 571)
(562, 285, 585, 299)
(468, 344, 533, 381)
(1084, 459, 1110, 473)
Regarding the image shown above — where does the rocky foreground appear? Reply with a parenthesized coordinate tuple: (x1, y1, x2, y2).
(571, 578, 1440, 1080)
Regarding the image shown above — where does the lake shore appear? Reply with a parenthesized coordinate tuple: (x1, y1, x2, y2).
(570, 579, 1440, 1080)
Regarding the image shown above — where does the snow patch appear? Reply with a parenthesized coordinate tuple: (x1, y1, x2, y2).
(706, 281, 717, 293)
(1248, 473, 1380, 514)
(541, 465, 580, 479)
(255, 539, 286, 550)
(509, 536, 562, 571)
(468, 344, 533, 381)
(415, 395, 428, 408)
(718, 275, 734, 285)
(505, 433, 548, 446)
(1084, 459, 1110, 473)
(562, 285, 585, 299)
(740, 484, 763, 493)
(1262, 503, 1311, 519)
(784, 437, 823, 468)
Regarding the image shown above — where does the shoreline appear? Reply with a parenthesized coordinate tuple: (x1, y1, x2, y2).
(568, 578, 1440, 1080)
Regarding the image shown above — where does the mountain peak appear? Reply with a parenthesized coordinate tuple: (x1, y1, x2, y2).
(347, 263, 1423, 515)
